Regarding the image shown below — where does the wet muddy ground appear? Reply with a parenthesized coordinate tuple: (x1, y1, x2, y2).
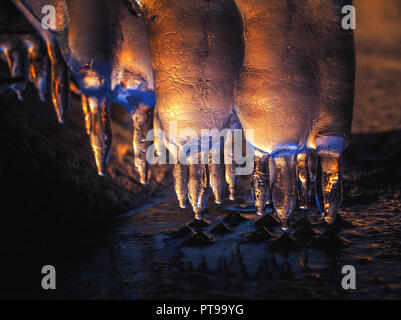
(1, 136, 400, 300)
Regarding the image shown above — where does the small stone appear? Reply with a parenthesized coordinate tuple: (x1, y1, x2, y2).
(223, 212, 249, 224)
(313, 228, 350, 250)
(253, 214, 280, 228)
(244, 226, 275, 242)
(188, 218, 211, 229)
(170, 226, 196, 239)
(292, 217, 313, 229)
(270, 232, 300, 251)
(210, 222, 232, 234)
(181, 231, 216, 247)
(334, 214, 353, 228)
(292, 223, 319, 241)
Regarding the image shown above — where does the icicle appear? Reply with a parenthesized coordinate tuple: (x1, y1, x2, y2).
(296, 150, 310, 209)
(209, 149, 225, 204)
(173, 163, 188, 209)
(69, 81, 82, 96)
(131, 104, 153, 184)
(87, 96, 112, 176)
(316, 149, 343, 225)
(188, 154, 210, 220)
(271, 150, 297, 230)
(153, 110, 163, 158)
(46, 42, 70, 123)
(308, 148, 317, 203)
(251, 155, 270, 215)
(2, 44, 26, 100)
(224, 129, 237, 200)
(81, 94, 91, 135)
(25, 37, 49, 102)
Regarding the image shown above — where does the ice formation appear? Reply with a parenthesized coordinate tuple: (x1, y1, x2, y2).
(139, 0, 243, 217)
(1, 0, 355, 227)
(13, 0, 155, 178)
(235, 0, 354, 228)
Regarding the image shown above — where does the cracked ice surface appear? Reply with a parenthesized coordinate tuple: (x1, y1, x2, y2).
(235, 0, 354, 227)
(13, 0, 155, 178)
(4, 0, 355, 224)
(141, 0, 243, 216)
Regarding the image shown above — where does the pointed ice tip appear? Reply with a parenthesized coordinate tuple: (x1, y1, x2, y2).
(194, 210, 202, 220)
(323, 214, 334, 225)
(16, 90, 24, 101)
(256, 208, 265, 216)
(96, 166, 105, 176)
(95, 155, 107, 176)
(179, 200, 187, 209)
(139, 169, 148, 185)
(55, 111, 65, 124)
(281, 219, 289, 231)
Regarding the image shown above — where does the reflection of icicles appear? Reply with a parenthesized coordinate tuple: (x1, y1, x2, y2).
(271, 150, 297, 230)
(316, 149, 343, 225)
(188, 155, 210, 220)
(46, 43, 69, 123)
(251, 156, 269, 215)
(132, 104, 153, 184)
(173, 163, 188, 208)
(81, 95, 91, 135)
(87, 97, 112, 176)
(209, 150, 225, 204)
(296, 150, 310, 209)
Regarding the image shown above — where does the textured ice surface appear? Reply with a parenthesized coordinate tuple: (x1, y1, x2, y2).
(14, 0, 155, 177)
(8, 0, 354, 221)
(235, 0, 355, 226)
(12, 0, 70, 122)
(141, 0, 243, 153)
(141, 0, 243, 215)
(235, 0, 354, 154)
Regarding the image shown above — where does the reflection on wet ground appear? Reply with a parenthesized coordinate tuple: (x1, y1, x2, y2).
(14, 191, 397, 300)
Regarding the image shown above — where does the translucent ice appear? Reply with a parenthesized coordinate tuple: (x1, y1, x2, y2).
(251, 155, 270, 215)
(234, 0, 355, 228)
(271, 150, 297, 230)
(0, 36, 26, 100)
(188, 154, 210, 220)
(296, 150, 310, 210)
(24, 35, 50, 102)
(13, 0, 70, 122)
(14, 0, 155, 177)
(140, 0, 243, 216)
(173, 163, 189, 209)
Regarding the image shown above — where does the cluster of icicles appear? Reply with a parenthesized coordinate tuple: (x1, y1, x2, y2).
(0, 0, 351, 233)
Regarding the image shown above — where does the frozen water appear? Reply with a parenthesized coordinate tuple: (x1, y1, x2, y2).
(8, 0, 355, 223)
(14, 0, 155, 177)
(235, 0, 354, 227)
(141, 0, 243, 216)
